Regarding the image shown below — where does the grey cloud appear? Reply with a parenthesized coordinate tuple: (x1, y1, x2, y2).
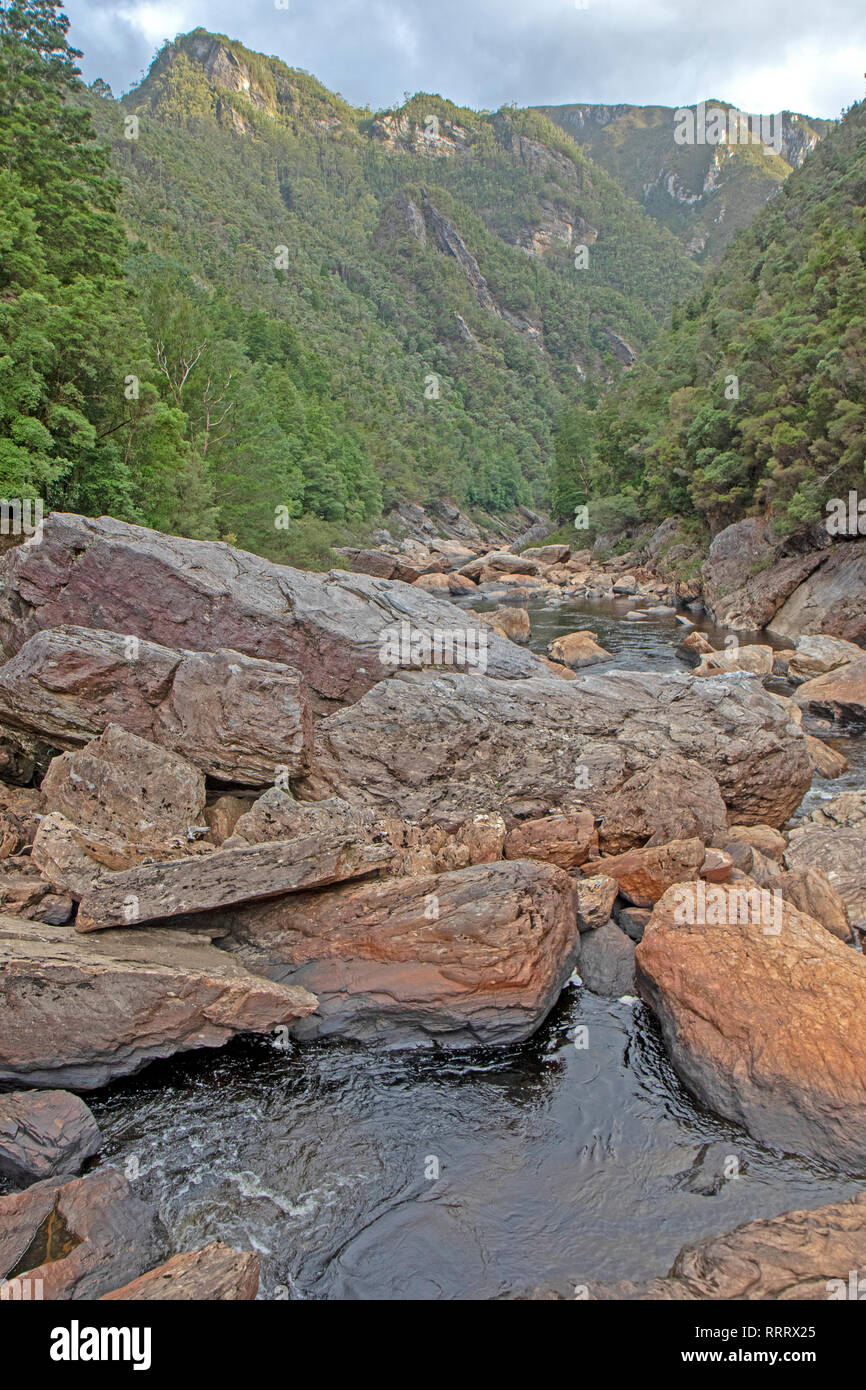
(64, 0, 866, 118)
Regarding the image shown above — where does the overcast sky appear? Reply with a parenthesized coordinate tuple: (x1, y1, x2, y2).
(64, 0, 866, 119)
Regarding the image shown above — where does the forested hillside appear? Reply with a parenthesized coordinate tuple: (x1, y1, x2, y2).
(551, 99, 866, 547)
(0, 11, 701, 560)
(537, 101, 833, 261)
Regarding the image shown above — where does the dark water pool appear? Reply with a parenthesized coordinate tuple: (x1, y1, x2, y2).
(86, 596, 866, 1299)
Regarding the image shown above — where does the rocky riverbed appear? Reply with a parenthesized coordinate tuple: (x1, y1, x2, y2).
(1, 512, 865, 1300)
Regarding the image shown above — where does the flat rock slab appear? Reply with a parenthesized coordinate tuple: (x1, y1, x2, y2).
(0, 915, 318, 1089)
(636, 883, 866, 1168)
(0, 627, 312, 786)
(0, 1090, 101, 1185)
(581, 1193, 866, 1300)
(0, 513, 542, 710)
(76, 831, 394, 930)
(101, 1241, 260, 1300)
(0, 1167, 166, 1300)
(302, 668, 810, 844)
(205, 859, 579, 1048)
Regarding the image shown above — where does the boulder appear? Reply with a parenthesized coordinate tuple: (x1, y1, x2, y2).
(583, 1193, 866, 1300)
(577, 920, 635, 997)
(412, 572, 451, 593)
(769, 538, 866, 643)
(75, 831, 395, 932)
(636, 883, 866, 1166)
(0, 1167, 165, 1301)
(41, 725, 206, 842)
(458, 551, 539, 578)
(784, 824, 866, 931)
(447, 572, 477, 596)
(766, 867, 852, 943)
(540, 657, 577, 681)
(788, 634, 863, 682)
(0, 1091, 101, 1185)
(201, 859, 579, 1048)
(0, 627, 313, 786)
(805, 734, 849, 778)
(723, 824, 786, 861)
(612, 902, 652, 943)
(478, 606, 531, 644)
(0, 784, 43, 858)
(101, 1242, 260, 1301)
(582, 838, 705, 906)
(454, 812, 507, 865)
(611, 575, 637, 595)
(693, 645, 774, 678)
(301, 668, 812, 840)
(0, 915, 318, 1089)
(0, 513, 541, 710)
(801, 789, 866, 829)
(203, 795, 250, 846)
(503, 810, 598, 868)
(701, 519, 827, 631)
(576, 874, 619, 932)
(794, 656, 866, 722)
(334, 547, 422, 584)
(519, 545, 570, 565)
(547, 631, 612, 669)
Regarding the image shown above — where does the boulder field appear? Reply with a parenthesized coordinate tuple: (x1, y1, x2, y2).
(1, 510, 864, 1298)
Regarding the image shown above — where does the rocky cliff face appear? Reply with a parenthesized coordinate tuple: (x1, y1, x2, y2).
(536, 101, 833, 260)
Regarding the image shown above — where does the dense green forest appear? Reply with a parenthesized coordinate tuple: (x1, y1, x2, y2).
(0, 7, 700, 560)
(551, 98, 866, 547)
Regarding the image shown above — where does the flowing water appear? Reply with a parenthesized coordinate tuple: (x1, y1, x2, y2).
(83, 596, 866, 1299)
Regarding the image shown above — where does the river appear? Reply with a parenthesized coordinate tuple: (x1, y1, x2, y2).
(86, 595, 866, 1299)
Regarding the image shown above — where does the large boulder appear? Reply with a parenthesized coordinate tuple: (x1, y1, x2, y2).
(40, 725, 205, 842)
(636, 882, 866, 1167)
(583, 838, 705, 906)
(693, 644, 773, 678)
(794, 656, 866, 722)
(0, 915, 318, 1089)
(701, 519, 826, 631)
(0, 514, 541, 710)
(547, 631, 612, 669)
(0, 627, 312, 785)
(787, 634, 864, 682)
(0, 1167, 165, 1300)
(0, 1090, 101, 1185)
(769, 538, 866, 643)
(503, 810, 597, 868)
(577, 920, 635, 997)
(301, 669, 811, 841)
(784, 824, 866, 931)
(200, 859, 579, 1048)
(101, 1241, 260, 1301)
(583, 1193, 866, 1300)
